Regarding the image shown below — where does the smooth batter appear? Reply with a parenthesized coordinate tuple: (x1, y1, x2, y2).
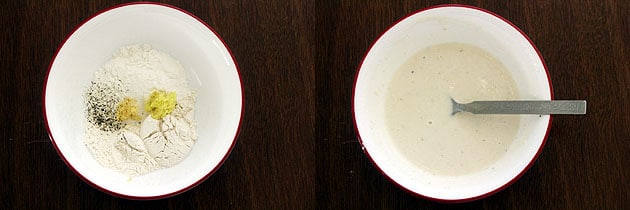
(386, 43, 520, 176)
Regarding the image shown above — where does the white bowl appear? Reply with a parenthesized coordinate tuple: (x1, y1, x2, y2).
(44, 3, 243, 199)
(353, 5, 552, 202)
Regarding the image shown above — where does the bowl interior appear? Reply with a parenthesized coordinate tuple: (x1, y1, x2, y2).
(45, 3, 242, 198)
(354, 5, 551, 201)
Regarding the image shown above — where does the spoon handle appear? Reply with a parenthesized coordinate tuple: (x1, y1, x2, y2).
(453, 100, 587, 115)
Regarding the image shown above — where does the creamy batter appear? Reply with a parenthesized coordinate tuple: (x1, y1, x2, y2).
(386, 43, 520, 176)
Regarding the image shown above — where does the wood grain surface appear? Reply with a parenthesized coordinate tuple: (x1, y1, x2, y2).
(1, 0, 628, 209)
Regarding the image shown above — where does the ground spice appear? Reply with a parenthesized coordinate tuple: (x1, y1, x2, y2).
(85, 81, 125, 132)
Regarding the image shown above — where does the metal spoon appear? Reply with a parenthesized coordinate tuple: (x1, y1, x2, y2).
(451, 99, 587, 115)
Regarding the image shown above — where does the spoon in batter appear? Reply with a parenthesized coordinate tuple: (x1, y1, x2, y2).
(451, 99, 587, 115)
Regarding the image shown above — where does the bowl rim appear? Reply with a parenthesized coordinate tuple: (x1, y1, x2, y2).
(351, 4, 554, 203)
(42, 2, 244, 200)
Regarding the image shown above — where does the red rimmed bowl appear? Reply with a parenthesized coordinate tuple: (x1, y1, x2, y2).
(44, 3, 243, 199)
(353, 5, 552, 202)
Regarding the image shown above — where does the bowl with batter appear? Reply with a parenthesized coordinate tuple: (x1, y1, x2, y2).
(353, 5, 552, 202)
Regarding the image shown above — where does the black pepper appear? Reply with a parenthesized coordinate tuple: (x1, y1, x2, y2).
(85, 81, 125, 132)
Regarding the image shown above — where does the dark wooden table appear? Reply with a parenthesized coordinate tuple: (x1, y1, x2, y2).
(1, 0, 628, 209)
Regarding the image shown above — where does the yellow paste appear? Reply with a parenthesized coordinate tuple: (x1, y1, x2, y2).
(145, 90, 177, 120)
(116, 97, 141, 121)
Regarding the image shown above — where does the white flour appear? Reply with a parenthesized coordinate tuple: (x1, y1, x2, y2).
(85, 44, 197, 177)
(94, 44, 191, 116)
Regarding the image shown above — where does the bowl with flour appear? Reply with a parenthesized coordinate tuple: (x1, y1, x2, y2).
(353, 5, 552, 202)
(44, 3, 243, 199)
